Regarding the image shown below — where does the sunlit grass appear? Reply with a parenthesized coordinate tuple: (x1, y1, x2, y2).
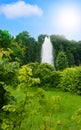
(28, 88, 81, 130)
(46, 89, 81, 126)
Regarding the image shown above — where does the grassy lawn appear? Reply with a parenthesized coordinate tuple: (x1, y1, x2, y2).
(47, 89, 81, 113)
(27, 88, 81, 130)
(46, 89, 81, 129)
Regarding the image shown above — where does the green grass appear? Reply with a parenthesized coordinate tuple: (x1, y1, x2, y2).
(46, 89, 81, 128)
(28, 88, 81, 130)
(47, 88, 81, 112)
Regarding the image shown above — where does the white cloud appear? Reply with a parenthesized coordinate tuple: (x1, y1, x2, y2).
(0, 1, 43, 19)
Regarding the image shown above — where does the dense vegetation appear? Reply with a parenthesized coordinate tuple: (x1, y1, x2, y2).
(0, 29, 81, 129)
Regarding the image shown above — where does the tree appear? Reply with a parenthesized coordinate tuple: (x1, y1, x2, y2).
(15, 31, 37, 64)
(56, 51, 68, 70)
(38, 34, 47, 44)
(15, 31, 30, 45)
(66, 50, 75, 67)
(23, 37, 37, 64)
(0, 30, 12, 48)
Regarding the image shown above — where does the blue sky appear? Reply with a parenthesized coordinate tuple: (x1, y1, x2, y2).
(0, 0, 81, 41)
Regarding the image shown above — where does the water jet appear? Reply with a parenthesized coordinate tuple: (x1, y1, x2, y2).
(41, 36, 54, 66)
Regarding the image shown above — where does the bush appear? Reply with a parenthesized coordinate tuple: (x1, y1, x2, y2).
(59, 67, 81, 94)
(50, 71, 62, 88)
(34, 63, 61, 88)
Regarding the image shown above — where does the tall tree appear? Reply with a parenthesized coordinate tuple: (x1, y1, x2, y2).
(56, 51, 68, 70)
(15, 31, 37, 64)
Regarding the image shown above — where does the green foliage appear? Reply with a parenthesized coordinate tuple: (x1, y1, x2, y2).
(0, 30, 26, 63)
(38, 34, 47, 44)
(35, 42, 42, 62)
(0, 30, 12, 48)
(0, 48, 4, 60)
(27, 62, 40, 74)
(0, 83, 5, 109)
(15, 31, 37, 64)
(18, 65, 40, 87)
(9, 42, 25, 63)
(27, 62, 61, 90)
(1, 65, 40, 130)
(15, 31, 30, 45)
(34, 63, 55, 87)
(49, 70, 62, 88)
(59, 67, 81, 94)
(66, 50, 75, 67)
(23, 38, 37, 64)
(71, 108, 81, 129)
(0, 58, 19, 110)
(27, 63, 61, 88)
(56, 51, 68, 70)
(0, 59, 19, 85)
(2, 48, 13, 61)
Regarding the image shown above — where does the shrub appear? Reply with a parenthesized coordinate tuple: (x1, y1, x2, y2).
(48, 70, 62, 88)
(59, 67, 81, 94)
(34, 63, 55, 88)
(27, 63, 62, 88)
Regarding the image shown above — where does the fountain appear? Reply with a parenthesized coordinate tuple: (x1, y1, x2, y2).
(41, 36, 54, 66)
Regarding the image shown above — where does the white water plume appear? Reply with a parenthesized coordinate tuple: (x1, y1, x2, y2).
(41, 36, 54, 66)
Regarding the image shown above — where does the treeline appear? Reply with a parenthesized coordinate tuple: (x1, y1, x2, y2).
(0, 29, 81, 68)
